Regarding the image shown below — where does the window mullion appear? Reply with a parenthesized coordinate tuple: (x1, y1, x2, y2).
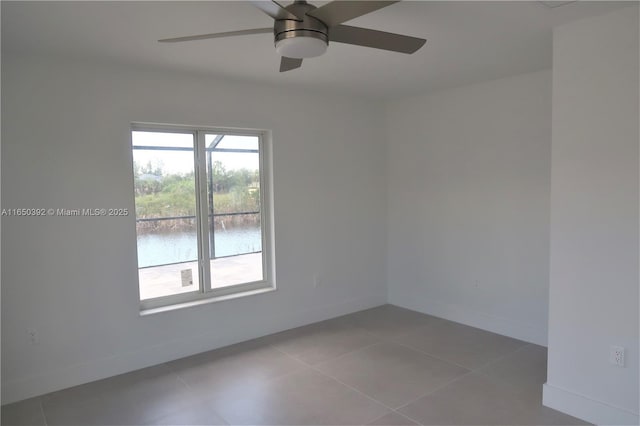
(258, 133, 269, 285)
(195, 130, 212, 292)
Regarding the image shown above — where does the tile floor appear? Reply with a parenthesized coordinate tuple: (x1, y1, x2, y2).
(1, 305, 589, 425)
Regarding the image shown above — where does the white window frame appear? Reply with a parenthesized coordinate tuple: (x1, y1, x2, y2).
(131, 123, 275, 313)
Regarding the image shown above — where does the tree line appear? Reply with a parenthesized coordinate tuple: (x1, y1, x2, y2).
(134, 161, 260, 231)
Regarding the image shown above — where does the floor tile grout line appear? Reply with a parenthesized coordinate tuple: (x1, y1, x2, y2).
(169, 365, 196, 395)
(162, 308, 516, 382)
(347, 313, 474, 364)
(390, 344, 549, 422)
(368, 409, 420, 426)
(265, 325, 478, 411)
(305, 363, 399, 413)
(265, 336, 384, 368)
(38, 397, 49, 426)
(472, 367, 547, 405)
(389, 408, 425, 426)
(367, 411, 394, 425)
(474, 342, 536, 372)
(159, 361, 255, 426)
(348, 313, 448, 343)
(164, 364, 212, 420)
(390, 341, 472, 371)
(474, 364, 546, 390)
(390, 332, 530, 373)
(356, 327, 395, 343)
(305, 340, 386, 367)
(468, 341, 533, 373)
(264, 315, 522, 420)
(171, 341, 396, 425)
(266, 340, 310, 361)
(372, 321, 448, 344)
(393, 369, 476, 412)
(270, 336, 472, 420)
(374, 310, 533, 349)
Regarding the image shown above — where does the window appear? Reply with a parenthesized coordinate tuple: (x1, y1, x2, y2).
(131, 124, 273, 311)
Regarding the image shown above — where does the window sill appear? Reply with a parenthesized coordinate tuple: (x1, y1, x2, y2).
(139, 286, 276, 316)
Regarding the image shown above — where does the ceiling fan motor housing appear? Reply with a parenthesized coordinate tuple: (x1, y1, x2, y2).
(274, 2, 328, 58)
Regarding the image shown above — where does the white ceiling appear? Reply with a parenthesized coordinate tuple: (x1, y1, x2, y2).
(2, 1, 631, 99)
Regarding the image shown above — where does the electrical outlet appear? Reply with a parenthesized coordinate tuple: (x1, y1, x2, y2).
(609, 346, 625, 367)
(26, 328, 39, 345)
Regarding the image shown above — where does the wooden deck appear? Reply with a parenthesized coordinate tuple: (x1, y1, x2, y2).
(138, 252, 263, 300)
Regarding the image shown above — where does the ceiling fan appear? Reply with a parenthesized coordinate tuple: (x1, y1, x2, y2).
(159, 0, 426, 72)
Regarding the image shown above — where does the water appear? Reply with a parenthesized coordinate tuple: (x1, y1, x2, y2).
(136, 226, 262, 268)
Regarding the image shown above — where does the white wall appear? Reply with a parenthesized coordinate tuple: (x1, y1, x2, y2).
(0, 54, 387, 404)
(385, 70, 552, 345)
(543, 6, 639, 425)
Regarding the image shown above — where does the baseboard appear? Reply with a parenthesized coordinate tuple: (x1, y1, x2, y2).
(543, 383, 639, 425)
(1, 293, 386, 405)
(389, 296, 547, 346)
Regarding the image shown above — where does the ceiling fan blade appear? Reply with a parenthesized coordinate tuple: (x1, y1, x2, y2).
(249, 1, 302, 21)
(159, 28, 272, 43)
(280, 57, 303, 72)
(306, 1, 399, 27)
(329, 25, 426, 54)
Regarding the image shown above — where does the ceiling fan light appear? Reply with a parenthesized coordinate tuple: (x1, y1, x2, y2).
(275, 36, 328, 59)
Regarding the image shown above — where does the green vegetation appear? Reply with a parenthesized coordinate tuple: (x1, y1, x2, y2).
(134, 160, 260, 232)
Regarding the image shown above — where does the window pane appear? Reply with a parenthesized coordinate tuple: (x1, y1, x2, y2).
(205, 135, 264, 288)
(209, 134, 259, 151)
(132, 133, 200, 300)
(133, 131, 194, 148)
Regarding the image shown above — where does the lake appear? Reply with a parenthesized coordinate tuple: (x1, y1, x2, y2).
(136, 226, 262, 268)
